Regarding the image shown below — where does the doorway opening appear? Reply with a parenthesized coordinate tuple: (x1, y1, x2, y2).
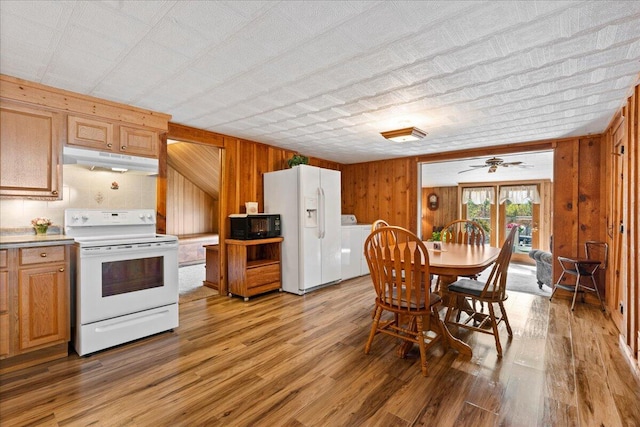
(165, 138, 222, 302)
(418, 150, 554, 295)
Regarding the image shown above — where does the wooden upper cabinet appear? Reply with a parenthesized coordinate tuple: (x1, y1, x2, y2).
(0, 101, 63, 199)
(67, 115, 114, 151)
(119, 125, 158, 157)
(68, 115, 158, 158)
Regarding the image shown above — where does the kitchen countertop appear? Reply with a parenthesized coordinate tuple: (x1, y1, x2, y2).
(0, 233, 74, 249)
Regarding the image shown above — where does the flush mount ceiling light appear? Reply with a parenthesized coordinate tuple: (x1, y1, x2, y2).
(380, 127, 427, 142)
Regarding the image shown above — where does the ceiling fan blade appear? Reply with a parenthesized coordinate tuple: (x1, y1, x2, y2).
(458, 168, 479, 174)
(469, 164, 487, 168)
(488, 165, 498, 173)
(502, 161, 523, 167)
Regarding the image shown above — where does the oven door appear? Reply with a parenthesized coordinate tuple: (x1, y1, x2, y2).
(76, 241, 179, 324)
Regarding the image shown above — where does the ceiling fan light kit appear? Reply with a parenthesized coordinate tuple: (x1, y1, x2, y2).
(380, 127, 427, 142)
(458, 157, 528, 174)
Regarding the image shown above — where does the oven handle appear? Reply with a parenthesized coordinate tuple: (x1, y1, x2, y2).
(79, 242, 178, 256)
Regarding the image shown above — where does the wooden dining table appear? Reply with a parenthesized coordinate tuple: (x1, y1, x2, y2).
(399, 242, 502, 358)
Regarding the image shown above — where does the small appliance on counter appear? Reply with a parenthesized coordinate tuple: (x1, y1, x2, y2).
(340, 214, 371, 280)
(229, 213, 281, 240)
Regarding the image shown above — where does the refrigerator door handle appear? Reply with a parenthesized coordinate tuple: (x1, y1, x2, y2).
(318, 187, 325, 239)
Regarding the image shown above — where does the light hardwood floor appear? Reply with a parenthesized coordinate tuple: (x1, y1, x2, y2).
(1, 276, 639, 426)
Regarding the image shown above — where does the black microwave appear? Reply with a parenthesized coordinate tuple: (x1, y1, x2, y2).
(229, 214, 281, 240)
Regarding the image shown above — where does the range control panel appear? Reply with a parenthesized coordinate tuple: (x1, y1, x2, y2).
(65, 209, 156, 227)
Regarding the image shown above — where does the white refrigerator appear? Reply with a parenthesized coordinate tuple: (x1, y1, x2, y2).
(264, 165, 342, 294)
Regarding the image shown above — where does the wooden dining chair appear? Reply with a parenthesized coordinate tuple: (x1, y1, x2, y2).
(441, 219, 486, 246)
(443, 226, 518, 357)
(550, 241, 608, 311)
(364, 226, 445, 376)
(371, 219, 395, 245)
(439, 220, 487, 287)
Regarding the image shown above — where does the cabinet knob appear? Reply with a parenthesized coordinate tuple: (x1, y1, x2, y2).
(107, 143, 113, 148)
(40, 253, 47, 257)
(51, 190, 58, 196)
(121, 146, 126, 150)
(59, 268, 65, 272)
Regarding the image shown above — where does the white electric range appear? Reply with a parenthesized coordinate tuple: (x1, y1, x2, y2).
(64, 209, 179, 356)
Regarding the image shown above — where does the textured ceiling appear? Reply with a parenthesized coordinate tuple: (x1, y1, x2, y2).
(1, 1, 639, 164)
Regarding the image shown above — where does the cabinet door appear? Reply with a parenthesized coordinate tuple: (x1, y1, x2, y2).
(119, 126, 158, 158)
(0, 102, 63, 199)
(68, 115, 114, 151)
(0, 263, 8, 358)
(18, 264, 68, 351)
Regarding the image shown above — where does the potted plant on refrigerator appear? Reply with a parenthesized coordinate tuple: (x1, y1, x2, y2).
(287, 153, 309, 168)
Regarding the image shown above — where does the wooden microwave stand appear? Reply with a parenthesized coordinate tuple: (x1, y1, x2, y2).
(224, 237, 283, 301)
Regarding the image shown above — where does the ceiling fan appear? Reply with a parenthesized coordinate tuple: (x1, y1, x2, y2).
(458, 157, 531, 174)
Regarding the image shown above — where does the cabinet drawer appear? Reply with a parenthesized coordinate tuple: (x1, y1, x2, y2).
(20, 246, 65, 265)
(0, 249, 6, 268)
(246, 263, 280, 289)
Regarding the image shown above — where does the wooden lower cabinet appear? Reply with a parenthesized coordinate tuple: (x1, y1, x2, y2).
(226, 238, 283, 301)
(0, 249, 9, 358)
(18, 264, 68, 350)
(0, 244, 70, 374)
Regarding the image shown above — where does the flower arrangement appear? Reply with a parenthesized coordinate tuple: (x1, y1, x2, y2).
(506, 222, 525, 232)
(31, 217, 52, 235)
(31, 217, 53, 227)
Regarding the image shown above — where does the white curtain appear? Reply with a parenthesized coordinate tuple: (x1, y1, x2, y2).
(499, 185, 540, 204)
(461, 187, 495, 205)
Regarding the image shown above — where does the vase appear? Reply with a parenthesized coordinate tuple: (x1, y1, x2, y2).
(35, 225, 48, 235)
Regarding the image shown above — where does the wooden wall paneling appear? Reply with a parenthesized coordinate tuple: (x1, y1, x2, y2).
(219, 147, 229, 295)
(397, 158, 415, 230)
(552, 140, 580, 285)
(602, 82, 639, 366)
(626, 84, 639, 360)
(378, 160, 393, 226)
(532, 203, 541, 249)
(578, 137, 606, 296)
(607, 115, 625, 327)
(165, 167, 217, 235)
(253, 144, 270, 214)
(156, 134, 168, 234)
(443, 187, 459, 227)
(540, 181, 553, 251)
(166, 142, 220, 199)
(421, 186, 458, 240)
(578, 137, 604, 243)
(368, 162, 378, 225)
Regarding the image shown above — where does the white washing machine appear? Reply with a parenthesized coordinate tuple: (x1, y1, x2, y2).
(340, 215, 371, 280)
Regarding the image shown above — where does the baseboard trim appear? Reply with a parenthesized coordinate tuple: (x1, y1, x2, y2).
(618, 334, 640, 381)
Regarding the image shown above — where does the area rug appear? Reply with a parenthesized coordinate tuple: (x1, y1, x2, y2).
(179, 263, 218, 303)
(476, 262, 551, 297)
